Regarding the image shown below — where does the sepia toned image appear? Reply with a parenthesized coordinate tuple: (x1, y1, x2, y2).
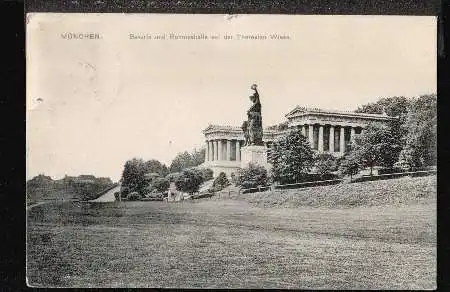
(26, 13, 437, 289)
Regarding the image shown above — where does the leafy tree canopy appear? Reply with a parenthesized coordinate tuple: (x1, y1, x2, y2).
(121, 158, 169, 196)
(338, 152, 361, 180)
(351, 122, 400, 175)
(397, 94, 437, 169)
(270, 129, 315, 184)
(355, 96, 411, 118)
(169, 148, 206, 173)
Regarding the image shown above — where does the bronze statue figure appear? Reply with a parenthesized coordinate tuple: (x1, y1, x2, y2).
(243, 84, 264, 146)
(241, 121, 250, 146)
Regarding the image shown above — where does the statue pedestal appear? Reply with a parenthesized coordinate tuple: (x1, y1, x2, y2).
(240, 145, 269, 169)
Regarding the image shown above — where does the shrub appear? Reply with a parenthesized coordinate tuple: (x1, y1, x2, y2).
(210, 172, 230, 192)
(152, 177, 170, 193)
(127, 191, 142, 201)
(114, 191, 120, 201)
(120, 186, 131, 197)
(198, 168, 214, 181)
(230, 172, 240, 186)
(236, 163, 269, 189)
(174, 168, 204, 194)
(166, 172, 181, 183)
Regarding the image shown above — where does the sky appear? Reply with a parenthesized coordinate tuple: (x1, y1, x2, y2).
(26, 14, 436, 182)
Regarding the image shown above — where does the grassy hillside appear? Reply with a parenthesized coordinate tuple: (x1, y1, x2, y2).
(27, 175, 114, 204)
(214, 175, 436, 208)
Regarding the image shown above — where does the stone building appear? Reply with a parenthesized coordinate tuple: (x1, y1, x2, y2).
(202, 106, 396, 177)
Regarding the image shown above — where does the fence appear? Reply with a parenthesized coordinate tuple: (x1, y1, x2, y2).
(238, 169, 436, 194)
(352, 170, 436, 183)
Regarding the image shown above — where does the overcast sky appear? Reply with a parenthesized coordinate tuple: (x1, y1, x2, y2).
(26, 14, 436, 181)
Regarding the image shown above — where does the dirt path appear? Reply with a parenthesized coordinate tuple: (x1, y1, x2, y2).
(89, 185, 121, 202)
(26, 201, 48, 210)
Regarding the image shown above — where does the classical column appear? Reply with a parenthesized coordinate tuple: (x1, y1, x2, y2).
(214, 140, 219, 160)
(318, 125, 324, 152)
(301, 125, 306, 136)
(350, 127, 356, 143)
(340, 127, 345, 153)
(205, 141, 209, 161)
(308, 124, 314, 146)
(226, 140, 231, 161)
(329, 126, 335, 153)
(236, 140, 241, 161)
(208, 141, 213, 161)
(217, 139, 223, 161)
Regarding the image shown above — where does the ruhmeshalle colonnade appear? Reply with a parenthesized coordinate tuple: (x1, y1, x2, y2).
(202, 106, 395, 177)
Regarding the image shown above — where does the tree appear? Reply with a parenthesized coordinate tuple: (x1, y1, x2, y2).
(351, 122, 400, 175)
(169, 148, 206, 173)
(174, 168, 204, 194)
(191, 148, 206, 167)
(338, 153, 361, 181)
(397, 94, 437, 169)
(270, 129, 315, 184)
(144, 159, 169, 177)
(355, 96, 410, 117)
(120, 158, 148, 196)
(314, 153, 337, 177)
(356, 96, 411, 160)
(236, 163, 268, 189)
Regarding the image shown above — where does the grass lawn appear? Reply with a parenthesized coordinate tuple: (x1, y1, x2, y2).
(26, 176, 436, 289)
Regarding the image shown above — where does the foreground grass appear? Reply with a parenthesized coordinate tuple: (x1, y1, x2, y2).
(27, 176, 436, 289)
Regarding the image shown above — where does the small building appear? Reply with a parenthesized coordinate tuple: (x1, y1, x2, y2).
(201, 106, 396, 177)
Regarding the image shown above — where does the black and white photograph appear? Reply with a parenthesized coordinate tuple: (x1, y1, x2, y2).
(26, 13, 437, 289)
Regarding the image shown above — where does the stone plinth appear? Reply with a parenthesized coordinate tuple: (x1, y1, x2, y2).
(240, 145, 269, 169)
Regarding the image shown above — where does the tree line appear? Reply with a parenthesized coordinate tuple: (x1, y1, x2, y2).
(237, 94, 437, 188)
(120, 93, 436, 197)
(119, 148, 209, 200)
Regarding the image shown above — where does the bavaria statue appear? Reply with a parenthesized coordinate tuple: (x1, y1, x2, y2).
(241, 84, 264, 146)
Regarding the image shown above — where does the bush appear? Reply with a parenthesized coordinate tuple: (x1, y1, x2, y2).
(120, 186, 131, 197)
(166, 172, 181, 183)
(198, 168, 214, 181)
(114, 191, 120, 201)
(174, 168, 204, 194)
(210, 172, 230, 192)
(127, 191, 142, 201)
(236, 163, 269, 189)
(230, 172, 240, 186)
(152, 177, 170, 193)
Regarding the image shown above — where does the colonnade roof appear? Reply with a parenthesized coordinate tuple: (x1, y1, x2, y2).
(203, 124, 278, 134)
(285, 106, 397, 120)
